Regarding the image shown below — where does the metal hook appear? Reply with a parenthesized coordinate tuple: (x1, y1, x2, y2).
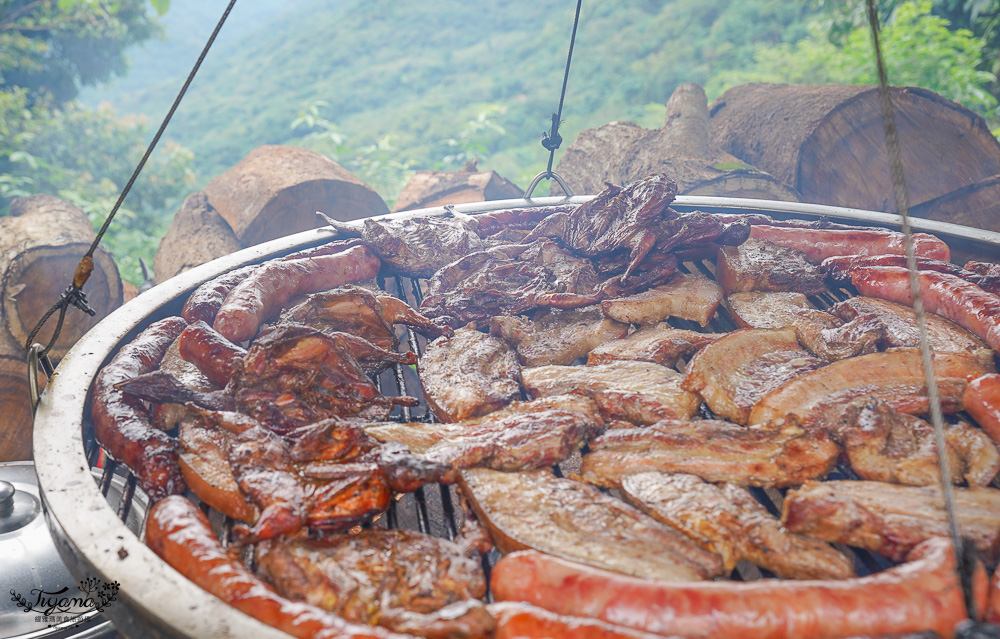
(27, 343, 52, 409)
(523, 170, 575, 199)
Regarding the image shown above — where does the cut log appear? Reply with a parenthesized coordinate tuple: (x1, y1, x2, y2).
(709, 83, 1000, 212)
(203, 145, 389, 247)
(554, 82, 798, 201)
(392, 165, 522, 212)
(1, 194, 122, 360)
(153, 191, 242, 284)
(0, 354, 36, 462)
(910, 174, 1000, 232)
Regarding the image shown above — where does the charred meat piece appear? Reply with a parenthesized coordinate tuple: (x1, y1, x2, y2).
(177, 411, 259, 522)
(232, 325, 418, 434)
(522, 174, 677, 276)
(579, 419, 839, 489)
(716, 238, 827, 295)
(151, 332, 221, 431)
(831, 296, 994, 363)
(601, 272, 723, 326)
(727, 291, 884, 361)
(620, 472, 855, 579)
(459, 468, 725, 581)
(365, 395, 603, 472)
(944, 419, 1000, 487)
(278, 285, 451, 350)
(587, 325, 722, 367)
(256, 529, 493, 639)
(682, 328, 825, 425)
(747, 349, 994, 430)
(489, 305, 628, 366)
(523, 360, 701, 425)
(419, 327, 522, 422)
(782, 480, 1000, 564)
(420, 240, 603, 328)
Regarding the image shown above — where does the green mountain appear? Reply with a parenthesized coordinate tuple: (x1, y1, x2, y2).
(85, 0, 809, 194)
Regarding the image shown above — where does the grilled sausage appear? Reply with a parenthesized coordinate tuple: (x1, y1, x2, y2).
(177, 320, 246, 387)
(749, 225, 950, 262)
(91, 316, 187, 500)
(965, 374, 1000, 446)
(487, 602, 664, 639)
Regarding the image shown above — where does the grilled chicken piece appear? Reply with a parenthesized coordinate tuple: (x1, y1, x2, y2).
(522, 360, 701, 425)
(620, 472, 855, 579)
(256, 529, 493, 639)
(746, 349, 994, 430)
(586, 325, 722, 367)
(489, 305, 628, 366)
(278, 285, 452, 350)
(151, 335, 220, 431)
(459, 468, 725, 581)
(364, 395, 603, 472)
(716, 238, 827, 295)
(231, 325, 418, 434)
(831, 296, 994, 363)
(944, 420, 1000, 487)
(419, 327, 522, 422)
(579, 419, 839, 489)
(522, 174, 677, 277)
(601, 272, 723, 326)
(727, 291, 884, 361)
(682, 328, 826, 424)
(420, 240, 603, 328)
(782, 480, 1000, 564)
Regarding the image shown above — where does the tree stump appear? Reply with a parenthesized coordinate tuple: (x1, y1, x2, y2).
(392, 164, 522, 212)
(554, 82, 798, 200)
(1, 194, 122, 361)
(203, 145, 389, 247)
(154, 191, 242, 284)
(709, 83, 1000, 213)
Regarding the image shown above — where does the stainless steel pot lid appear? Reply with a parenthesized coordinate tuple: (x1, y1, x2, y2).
(0, 462, 143, 639)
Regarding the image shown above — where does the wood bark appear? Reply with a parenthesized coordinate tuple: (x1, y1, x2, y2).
(0, 353, 38, 462)
(392, 166, 522, 212)
(1, 194, 122, 360)
(709, 83, 1000, 213)
(154, 191, 242, 284)
(203, 145, 389, 247)
(554, 82, 798, 201)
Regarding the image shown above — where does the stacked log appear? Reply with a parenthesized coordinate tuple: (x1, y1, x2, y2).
(154, 192, 242, 284)
(554, 82, 798, 201)
(709, 83, 1000, 224)
(392, 163, 522, 212)
(0, 194, 121, 461)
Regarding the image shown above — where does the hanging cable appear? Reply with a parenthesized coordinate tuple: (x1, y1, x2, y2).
(23, 0, 239, 364)
(523, 0, 583, 198)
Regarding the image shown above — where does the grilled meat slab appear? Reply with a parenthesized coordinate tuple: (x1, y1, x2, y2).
(419, 327, 522, 422)
(746, 349, 994, 430)
(489, 304, 628, 366)
(727, 291, 884, 361)
(715, 238, 827, 295)
(601, 272, 723, 326)
(522, 360, 701, 425)
(620, 472, 855, 579)
(256, 529, 493, 639)
(682, 328, 826, 424)
(177, 415, 258, 523)
(782, 480, 1000, 564)
(459, 468, 725, 581)
(580, 419, 839, 489)
(586, 325, 721, 367)
(365, 395, 602, 472)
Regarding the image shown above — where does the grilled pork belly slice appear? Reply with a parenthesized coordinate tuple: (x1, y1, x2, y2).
(746, 349, 994, 430)
(522, 360, 701, 425)
(620, 472, 854, 579)
(459, 468, 725, 581)
(489, 305, 628, 366)
(682, 328, 825, 424)
(601, 272, 723, 326)
(419, 327, 522, 422)
(177, 415, 259, 523)
(831, 296, 994, 364)
(782, 480, 1000, 564)
(256, 529, 493, 639)
(586, 325, 722, 367)
(727, 291, 884, 361)
(579, 419, 838, 489)
(716, 238, 827, 295)
(364, 395, 602, 472)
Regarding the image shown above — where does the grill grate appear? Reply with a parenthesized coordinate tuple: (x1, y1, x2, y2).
(82, 256, 971, 603)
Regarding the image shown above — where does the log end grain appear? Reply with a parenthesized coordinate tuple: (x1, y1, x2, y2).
(154, 191, 242, 284)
